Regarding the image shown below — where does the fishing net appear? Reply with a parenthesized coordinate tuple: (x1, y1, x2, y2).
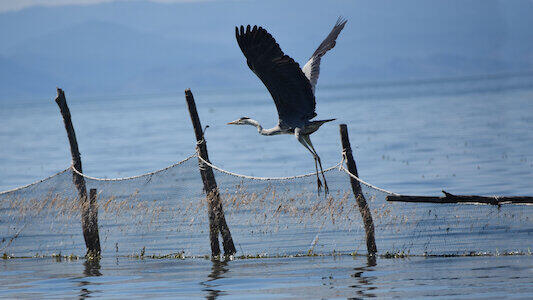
(0, 153, 531, 258)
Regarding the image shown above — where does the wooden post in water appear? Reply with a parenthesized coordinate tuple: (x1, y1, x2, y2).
(55, 88, 101, 256)
(339, 124, 377, 255)
(185, 89, 236, 257)
(87, 188, 101, 255)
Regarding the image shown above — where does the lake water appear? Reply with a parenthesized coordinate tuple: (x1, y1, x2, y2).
(0, 75, 532, 298)
(1, 255, 532, 299)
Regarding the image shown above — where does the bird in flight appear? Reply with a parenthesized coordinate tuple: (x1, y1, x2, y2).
(228, 17, 347, 194)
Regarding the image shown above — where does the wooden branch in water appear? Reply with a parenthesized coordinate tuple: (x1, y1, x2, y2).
(386, 191, 533, 205)
(185, 88, 236, 257)
(54, 88, 101, 256)
(339, 124, 377, 256)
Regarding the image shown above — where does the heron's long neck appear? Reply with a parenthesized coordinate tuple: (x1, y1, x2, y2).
(246, 119, 280, 136)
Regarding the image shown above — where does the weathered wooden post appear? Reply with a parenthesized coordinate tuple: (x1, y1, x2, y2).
(185, 89, 236, 257)
(87, 188, 101, 255)
(339, 124, 377, 255)
(55, 88, 101, 256)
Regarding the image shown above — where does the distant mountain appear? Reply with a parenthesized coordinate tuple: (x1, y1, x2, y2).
(0, 55, 57, 98)
(1, 0, 532, 100)
(8, 20, 191, 94)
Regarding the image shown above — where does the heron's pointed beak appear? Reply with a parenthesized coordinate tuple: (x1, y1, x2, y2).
(227, 120, 238, 125)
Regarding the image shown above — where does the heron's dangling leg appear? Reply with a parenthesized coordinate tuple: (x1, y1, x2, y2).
(312, 152, 322, 193)
(303, 135, 329, 195)
(295, 130, 323, 194)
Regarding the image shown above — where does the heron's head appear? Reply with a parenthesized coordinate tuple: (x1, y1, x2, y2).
(226, 117, 254, 126)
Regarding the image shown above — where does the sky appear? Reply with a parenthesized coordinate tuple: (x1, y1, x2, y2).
(0, 0, 532, 99)
(0, 0, 209, 12)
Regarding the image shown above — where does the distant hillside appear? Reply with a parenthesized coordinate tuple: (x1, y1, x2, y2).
(1, 0, 532, 100)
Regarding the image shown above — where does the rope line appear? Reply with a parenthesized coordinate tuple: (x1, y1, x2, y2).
(0, 153, 400, 197)
(197, 155, 342, 181)
(70, 153, 197, 181)
(0, 168, 71, 196)
(198, 153, 399, 195)
(339, 165, 400, 196)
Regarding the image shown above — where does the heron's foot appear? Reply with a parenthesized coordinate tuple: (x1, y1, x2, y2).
(316, 177, 323, 195)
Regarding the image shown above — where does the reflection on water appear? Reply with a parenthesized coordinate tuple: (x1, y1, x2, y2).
(349, 256, 378, 299)
(202, 259, 229, 300)
(83, 258, 102, 277)
(78, 259, 102, 299)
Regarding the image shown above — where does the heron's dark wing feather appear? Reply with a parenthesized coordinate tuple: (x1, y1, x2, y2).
(302, 17, 347, 93)
(236, 25, 316, 127)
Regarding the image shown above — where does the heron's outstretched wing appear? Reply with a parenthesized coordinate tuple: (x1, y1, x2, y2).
(236, 25, 316, 127)
(302, 17, 347, 93)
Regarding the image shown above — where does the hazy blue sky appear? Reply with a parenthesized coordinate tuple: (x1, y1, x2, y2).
(1, 0, 532, 99)
(0, 0, 205, 12)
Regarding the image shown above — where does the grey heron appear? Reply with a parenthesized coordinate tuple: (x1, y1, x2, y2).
(228, 17, 348, 194)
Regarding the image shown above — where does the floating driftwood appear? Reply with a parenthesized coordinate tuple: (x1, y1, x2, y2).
(387, 191, 533, 205)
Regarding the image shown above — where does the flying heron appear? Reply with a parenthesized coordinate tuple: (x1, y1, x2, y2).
(228, 17, 348, 194)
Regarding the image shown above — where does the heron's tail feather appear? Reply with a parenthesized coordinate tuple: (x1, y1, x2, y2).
(314, 118, 336, 124)
(304, 118, 336, 134)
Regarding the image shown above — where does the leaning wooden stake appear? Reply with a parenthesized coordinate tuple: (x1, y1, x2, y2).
(339, 124, 377, 255)
(185, 89, 236, 257)
(55, 88, 101, 256)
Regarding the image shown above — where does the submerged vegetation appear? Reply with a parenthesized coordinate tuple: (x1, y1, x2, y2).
(2, 248, 531, 261)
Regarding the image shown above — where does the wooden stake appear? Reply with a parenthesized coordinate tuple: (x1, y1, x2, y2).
(86, 189, 101, 257)
(54, 88, 101, 256)
(339, 124, 377, 255)
(185, 89, 236, 257)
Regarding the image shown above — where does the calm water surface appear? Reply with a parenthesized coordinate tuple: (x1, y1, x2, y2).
(0, 77, 532, 298)
(1, 255, 532, 299)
